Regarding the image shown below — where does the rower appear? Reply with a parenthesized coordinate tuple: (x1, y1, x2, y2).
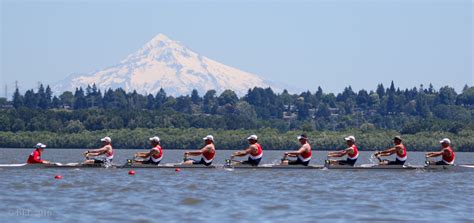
(27, 143, 50, 164)
(182, 135, 216, 166)
(327, 135, 358, 166)
(281, 134, 312, 166)
(425, 138, 455, 165)
(132, 136, 163, 165)
(231, 135, 263, 166)
(83, 136, 114, 165)
(374, 136, 407, 165)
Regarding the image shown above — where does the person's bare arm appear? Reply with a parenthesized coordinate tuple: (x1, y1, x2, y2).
(327, 151, 341, 157)
(186, 145, 212, 157)
(86, 146, 110, 157)
(285, 146, 307, 157)
(233, 146, 254, 157)
(427, 149, 445, 158)
(148, 149, 159, 157)
(135, 150, 151, 158)
(328, 148, 350, 158)
(426, 151, 442, 157)
(442, 149, 452, 158)
(376, 147, 396, 157)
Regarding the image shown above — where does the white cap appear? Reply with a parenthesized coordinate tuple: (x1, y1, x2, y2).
(247, 135, 258, 140)
(203, 135, 214, 141)
(439, 138, 451, 144)
(297, 134, 308, 140)
(344, 136, 356, 142)
(100, 136, 112, 143)
(149, 136, 160, 142)
(35, 143, 46, 149)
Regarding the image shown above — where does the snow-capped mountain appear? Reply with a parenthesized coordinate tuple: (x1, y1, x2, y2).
(53, 33, 279, 96)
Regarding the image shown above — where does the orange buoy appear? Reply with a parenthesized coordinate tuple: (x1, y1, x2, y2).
(128, 170, 136, 175)
(175, 168, 181, 172)
(54, 175, 62, 179)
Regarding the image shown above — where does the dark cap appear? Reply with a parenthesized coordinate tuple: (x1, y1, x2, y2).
(393, 136, 402, 141)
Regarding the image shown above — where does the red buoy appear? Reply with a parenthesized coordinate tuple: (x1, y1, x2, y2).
(175, 168, 181, 172)
(54, 175, 62, 179)
(128, 170, 136, 175)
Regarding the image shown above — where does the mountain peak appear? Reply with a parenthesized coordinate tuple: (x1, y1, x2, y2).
(148, 33, 173, 45)
(53, 33, 280, 96)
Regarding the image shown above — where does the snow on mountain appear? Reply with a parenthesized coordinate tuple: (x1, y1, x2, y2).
(53, 33, 279, 96)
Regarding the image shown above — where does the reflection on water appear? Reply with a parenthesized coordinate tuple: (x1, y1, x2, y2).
(0, 149, 473, 222)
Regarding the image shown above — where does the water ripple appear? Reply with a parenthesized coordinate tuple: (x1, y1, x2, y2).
(0, 149, 473, 222)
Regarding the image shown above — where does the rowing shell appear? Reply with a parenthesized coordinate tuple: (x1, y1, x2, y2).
(223, 164, 324, 169)
(0, 163, 113, 169)
(43, 163, 112, 168)
(0, 163, 43, 169)
(121, 163, 216, 169)
(223, 163, 474, 171)
(325, 164, 474, 171)
(1, 163, 473, 171)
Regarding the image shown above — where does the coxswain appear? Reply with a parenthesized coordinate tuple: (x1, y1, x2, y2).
(83, 136, 114, 165)
(183, 135, 216, 166)
(231, 135, 263, 166)
(132, 136, 163, 165)
(425, 138, 455, 165)
(374, 136, 408, 165)
(27, 143, 50, 164)
(327, 135, 359, 166)
(281, 134, 312, 166)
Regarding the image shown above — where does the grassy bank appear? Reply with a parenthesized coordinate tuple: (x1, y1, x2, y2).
(1, 128, 472, 152)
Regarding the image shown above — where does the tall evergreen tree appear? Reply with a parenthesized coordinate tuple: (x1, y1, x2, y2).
(24, 89, 38, 108)
(155, 88, 167, 109)
(376, 83, 385, 99)
(73, 88, 87, 109)
(12, 88, 23, 108)
(191, 89, 201, 104)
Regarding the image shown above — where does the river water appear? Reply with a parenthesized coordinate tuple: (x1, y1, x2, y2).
(0, 149, 473, 222)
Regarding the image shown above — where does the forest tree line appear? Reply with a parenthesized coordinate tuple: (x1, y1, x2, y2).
(0, 82, 473, 150)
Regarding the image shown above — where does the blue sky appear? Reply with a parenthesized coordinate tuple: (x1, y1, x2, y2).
(1, 0, 472, 97)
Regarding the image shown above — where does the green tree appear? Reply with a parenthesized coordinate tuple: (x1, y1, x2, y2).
(73, 88, 87, 109)
(59, 91, 74, 108)
(12, 88, 24, 108)
(218, 90, 239, 106)
(203, 90, 218, 114)
(64, 120, 86, 133)
(23, 90, 38, 108)
(11, 119, 26, 132)
(437, 86, 457, 105)
(191, 89, 201, 104)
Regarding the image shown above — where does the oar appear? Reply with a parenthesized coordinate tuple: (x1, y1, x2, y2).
(82, 151, 90, 160)
(325, 151, 342, 166)
(372, 151, 383, 164)
(424, 156, 433, 166)
(183, 153, 189, 162)
(225, 156, 242, 166)
(324, 155, 331, 166)
(281, 153, 289, 162)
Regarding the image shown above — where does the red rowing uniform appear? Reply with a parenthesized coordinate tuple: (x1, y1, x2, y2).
(297, 144, 312, 162)
(249, 143, 263, 160)
(442, 146, 455, 165)
(27, 149, 44, 164)
(347, 145, 359, 160)
(202, 147, 215, 163)
(150, 145, 163, 162)
(104, 147, 114, 162)
(396, 144, 407, 162)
